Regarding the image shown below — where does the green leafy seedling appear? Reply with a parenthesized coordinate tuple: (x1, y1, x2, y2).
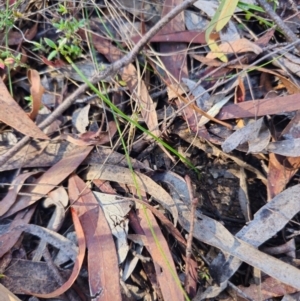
(205, 0, 239, 62)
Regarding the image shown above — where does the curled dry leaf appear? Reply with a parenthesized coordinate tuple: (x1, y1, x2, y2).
(27, 69, 44, 120)
(11, 223, 78, 261)
(32, 186, 69, 262)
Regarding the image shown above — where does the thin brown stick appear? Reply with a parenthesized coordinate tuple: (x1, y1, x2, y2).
(0, 0, 198, 166)
(184, 175, 197, 293)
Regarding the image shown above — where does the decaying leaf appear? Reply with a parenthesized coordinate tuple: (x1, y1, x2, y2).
(84, 164, 178, 225)
(25, 208, 86, 298)
(0, 141, 148, 172)
(1, 259, 72, 295)
(222, 117, 270, 153)
(267, 138, 300, 157)
(1, 145, 93, 217)
(203, 184, 300, 299)
(136, 206, 185, 301)
(72, 104, 90, 133)
(238, 276, 297, 300)
(69, 175, 122, 301)
(93, 191, 131, 264)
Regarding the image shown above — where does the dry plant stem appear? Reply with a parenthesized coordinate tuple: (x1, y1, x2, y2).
(184, 175, 197, 291)
(256, 0, 300, 53)
(0, 0, 198, 166)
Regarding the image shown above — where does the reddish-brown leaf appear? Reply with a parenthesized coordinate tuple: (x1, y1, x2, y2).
(0, 171, 39, 216)
(135, 206, 185, 301)
(130, 30, 209, 44)
(27, 69, 44, 120)
(217, 93, 300, 120)
(0, 77, 48, 139)
(159, 0, 188, 82)
(238, 276, 297, 300)
(267, 111, 300, 199)
(69, 175, 122, 301)
(2, 145, 93, 217)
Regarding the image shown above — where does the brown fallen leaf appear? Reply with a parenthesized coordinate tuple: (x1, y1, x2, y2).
(136, 205, 185, 301)
(206, 38, 262, 60)
(84, 164, 178, 225)
(130, 30, 209, 45)
(0, 22, 38, 46)
(1, 145, 93, 217)
(238, 276, 297, 300)
(267, 111, 300, 198)
(24, 208, 86, 298)
(0, 171, 39, 216)
(1, 259, 71, 295)
(69, 175, 122, 301)
(0, 77, 48, 139)
(27, 69, 44, 120)
(0, 141, 148, 172)
(0, 207, 35, 259)
(217, 93, 300, 120)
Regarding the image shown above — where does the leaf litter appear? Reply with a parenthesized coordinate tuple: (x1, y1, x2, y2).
(2, 0, 300, 300)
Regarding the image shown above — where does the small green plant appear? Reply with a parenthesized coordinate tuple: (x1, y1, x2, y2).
(0, 5, 15, 29)
(198, 270, 210, 281)
(0, 50, 25, 70)
(24, 95, 33, 104)
(34, 4, 85, 60)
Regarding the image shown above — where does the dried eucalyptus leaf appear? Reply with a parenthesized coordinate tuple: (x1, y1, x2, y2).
(222, 118, 265, 153)
(267, 138, 300, 157)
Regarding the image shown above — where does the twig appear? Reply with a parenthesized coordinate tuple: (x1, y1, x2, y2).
(257, 0, 300, 53)
(0, 0, 198, 166)
(184, 175, 198, 293)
